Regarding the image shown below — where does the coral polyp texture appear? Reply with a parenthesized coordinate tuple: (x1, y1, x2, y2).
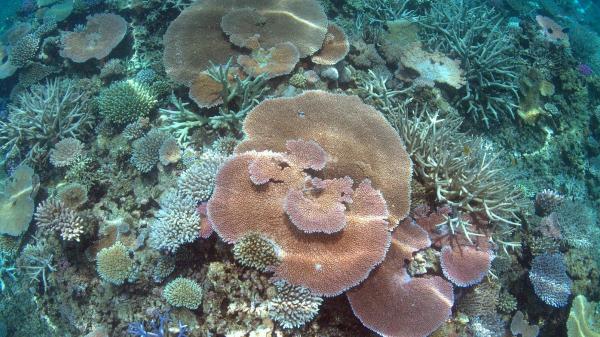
(163, 277, 203, 310)
(232, 233, 281, 272)
(34, 198, 84, 242)
(98, 80, 157, 125)
(95, 241, 133, 285)
(149, 190, 200, 253)
(59, 13, 127, 63)
(440, 245, 493, 287)
(347, 219, 454, 337)
(267, 279, 323, 329)
(49, 137, 84, 168)
(529, 253, 572, 308)
(311, 24, 350, 65)
(208, 91, 412, 297)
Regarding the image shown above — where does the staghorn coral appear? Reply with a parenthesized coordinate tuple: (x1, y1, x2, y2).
(177, 150, 226, 202)
(420, 0, 519, 126)
(189, 59, 268, 131)
(267, 279, 323, 329)
(0, 165, 38, 236)
(149, 190, 200, 253)
(312, 24, 350, 66)
(388, 104, 521, 226)
(130, 129, 170, 173)
(219, 0, 328, 57)
(529, 253, 572, 308)
(567, 295, 600, 337)
(163, 277, 203, 310)
(59, 13, 127, 63)
(95, 241, 133, 285)
(440, 245, 493, 287)
(233, 233, 281, 272)
(34, 198, 84, 242)
(49, 137, 84, 167)
(98, 79, 157, 125)
(236, 42, 300, 79)
(0, 78, 94, 166)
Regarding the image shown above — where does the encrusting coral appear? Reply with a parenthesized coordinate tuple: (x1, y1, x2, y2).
(59, 13, 127, 63)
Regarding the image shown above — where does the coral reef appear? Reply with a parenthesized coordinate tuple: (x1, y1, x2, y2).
(267, 279, 323, 329)
(98, 80, 157, 125)
(59, 13, 127, 63)
(148, 190, 200, 253)
(95, 241, 133, 285)
(163, 277, 203, 310)
(0, 165, 38, 236)
(529, 253, 572, 308)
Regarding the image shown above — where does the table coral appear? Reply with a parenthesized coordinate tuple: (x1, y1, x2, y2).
(59, 13, 127, 63)
(0, 165, 38, 236)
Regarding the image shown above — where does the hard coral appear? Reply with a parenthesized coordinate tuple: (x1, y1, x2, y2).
(34, 198, 84, 242)
(96, 241, 133, 285)
(49, 137, 84, 167)
(268, 279, 323, 329)
(209, 149, 391, 296)
(149, 190, 200, 253)
(0, 78, 93, 166)
(131, 129, 171, 173)
(312, 24, 350, 66)
(529, 253, 572, 308)
(163, 277, 203, 310)
(346, 219, 454, 337)
(177, 150, 227, 203)
(236, 90, 412, 225)
(0, 165, 38, 236)
(219, 0, 328, 58)
(237, 42, 300, 79)
(440, 245, 492, 287)
(163, 0, 241, 85)
(400, 44, 466, 89)
(233, 233, 281, 272)
(59, 13, 127, 63)
(98, 80, 157, 125)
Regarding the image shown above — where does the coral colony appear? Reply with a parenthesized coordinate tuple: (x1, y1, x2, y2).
(0, 0, 599, 337)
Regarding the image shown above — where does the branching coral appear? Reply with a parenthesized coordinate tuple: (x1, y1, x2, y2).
(49, 137, 84, 168)
(98, 79, 157, 125)
(96, 241, 133, 285)
(149, 190, 200, 253)
(159, 94, 208, 146)
(163, 277, 203, 310)
(193, 59, 269, 131)
(419, 0, 520, 126)
(387, 102, 522, 227)
(131, 129, 173, 173)
(267, 279, 323, 329)
(177, 150, 226, 203)
(34, 198, 84, 242)
(0, 78, 94, 166)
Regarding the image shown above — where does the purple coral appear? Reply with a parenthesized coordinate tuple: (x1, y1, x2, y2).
(528, 253, 572, 307)
(128, 311, 189, 337)
(577, 63, 593, 77)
